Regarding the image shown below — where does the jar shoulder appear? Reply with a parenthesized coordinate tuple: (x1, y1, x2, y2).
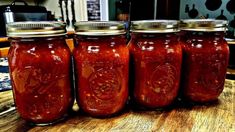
(182, 39, 229, 52)
(8, 40, 71, 67)
(128, 39, 182, 53)
(74, 42, 129, 57)
(9, 39, 70, 55)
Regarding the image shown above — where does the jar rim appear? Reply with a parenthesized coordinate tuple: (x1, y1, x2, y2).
(180, 19, 228, 32)
(7, 21, 66, 38)
(74, 21, 126, 36)
(131, 20, 180, 33)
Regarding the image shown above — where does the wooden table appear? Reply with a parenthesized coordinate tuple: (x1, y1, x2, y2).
(0, 37, 9, 58)
(0, 80, 234, 132)
(0, 37, 8, 43)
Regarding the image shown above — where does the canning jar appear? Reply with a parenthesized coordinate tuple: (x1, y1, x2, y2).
(180, 19, 229, 102)
(73, 22, 129, 117)
(7, 22, 73, 125)
(128, 20, 182, 109)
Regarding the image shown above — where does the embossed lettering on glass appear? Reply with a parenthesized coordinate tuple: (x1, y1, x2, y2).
(73, 21, 129, 117)
(180, 19, 229, 102)
(128, 20, 182, 109)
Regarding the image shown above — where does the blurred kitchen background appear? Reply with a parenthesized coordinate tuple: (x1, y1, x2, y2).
(1, 0, 235, 91)
(0, 0, 235, 37)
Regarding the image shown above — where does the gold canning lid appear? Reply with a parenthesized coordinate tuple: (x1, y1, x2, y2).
(180, 19, 228, 32)
(131, 20, 179, 33)
(7, 21, 66, 38)
(74, 21, 126, 36)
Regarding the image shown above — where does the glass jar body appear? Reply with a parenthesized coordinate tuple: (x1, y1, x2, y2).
(8, 36, 73, 125)
(181, 31, 229, 102)
(128, 33, 182, 109)
(73, 35, 129, 117)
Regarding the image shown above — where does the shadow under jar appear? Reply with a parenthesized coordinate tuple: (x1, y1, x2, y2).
(128, 20, 182, 109)
(180, 19, 229, 103)
(7, 22, 74, 125)
(73, 21, 129, 117)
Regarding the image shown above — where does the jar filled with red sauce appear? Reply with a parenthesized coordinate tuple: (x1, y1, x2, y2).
(180, 19, 229, 103)
(128, 20, 182, 109)
(7, 22, 73, 125)
(73, 22, 129, 117)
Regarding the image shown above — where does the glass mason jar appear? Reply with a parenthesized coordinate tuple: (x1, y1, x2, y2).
(128, 20, 182, 109)
(73, 22, 129, 117)
(7, 22, 74, 125)
(180, 19, 229, 103)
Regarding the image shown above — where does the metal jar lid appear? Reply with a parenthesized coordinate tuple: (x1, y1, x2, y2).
(74, 21, 126, 36)
(131, 20, 179, 33)
(180, 19, 228, 32)
(7, 21, 66, 38)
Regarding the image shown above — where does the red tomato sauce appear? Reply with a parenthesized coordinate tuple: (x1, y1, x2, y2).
(129, 33, 182, 108)
(8, 37, 73, 124)
(181, 31, 229, 102)
(73, 35, 129, 117)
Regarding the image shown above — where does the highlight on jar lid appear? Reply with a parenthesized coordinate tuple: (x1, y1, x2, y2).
(74, 21, 126, 36)
(130, 20, 180, 33)
(7, 21, 66, 38)
(180, 19, 228, 32)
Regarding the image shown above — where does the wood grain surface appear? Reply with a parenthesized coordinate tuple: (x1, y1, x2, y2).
(0, 38, 8, 43)
(0, 90, 14, 113)
(0, 47, 10, 58)
(0, 80, 234, 132)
